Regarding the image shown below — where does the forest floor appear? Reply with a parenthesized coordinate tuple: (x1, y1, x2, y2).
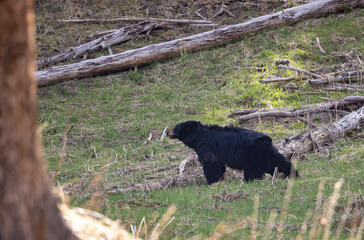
(35, 0, 363, 239)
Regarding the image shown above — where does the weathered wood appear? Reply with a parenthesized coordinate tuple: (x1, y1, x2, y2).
(278, 64, 321, 79)
(344, 96, 364, 102)
(277, 106, 364, 158)
(235, 96, 364, 123)
(37, 21, 160, 69)
(309, 70, 364, 85)
(316, 37, 326, 54)
(230, 103, 324, 118)
(228, 108, 267, 118)
(325, 85, 364, 92)
(56, 17, 213, 25)
(36, 0, 364, 86)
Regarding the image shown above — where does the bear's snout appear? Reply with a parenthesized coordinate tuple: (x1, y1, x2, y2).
(167, 129, 175, 138)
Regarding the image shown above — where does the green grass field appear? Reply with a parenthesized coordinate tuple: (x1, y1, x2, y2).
(36, 2, 363, 239)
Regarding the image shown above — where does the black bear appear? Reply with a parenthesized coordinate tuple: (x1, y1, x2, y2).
(167, 121, 298, 185)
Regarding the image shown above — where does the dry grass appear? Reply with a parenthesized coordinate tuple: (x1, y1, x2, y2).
(58, 178, 363, 240)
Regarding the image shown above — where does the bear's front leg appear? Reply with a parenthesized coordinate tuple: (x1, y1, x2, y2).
(200, 154, 225, 185)
(243, 168, 264, 182)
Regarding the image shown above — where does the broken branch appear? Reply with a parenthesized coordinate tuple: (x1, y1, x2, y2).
(316, 37, 326, 54)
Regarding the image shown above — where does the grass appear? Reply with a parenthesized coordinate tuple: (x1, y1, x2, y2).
(36, 2, 364, 239)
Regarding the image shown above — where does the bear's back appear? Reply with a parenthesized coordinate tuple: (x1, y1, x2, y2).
(206, 125, 271, 142)
(198, 124, 272, 154)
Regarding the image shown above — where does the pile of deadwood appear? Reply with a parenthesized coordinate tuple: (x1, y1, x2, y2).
(36, 0, 364, 86)
(36, 0, 364, 193)
(258, 63, 363, 92)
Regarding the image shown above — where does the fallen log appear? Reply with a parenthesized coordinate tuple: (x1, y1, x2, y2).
(309, 70, 364, 85)
(56, 17, 213, 25)
(277, 106, 364, 159)
(37, 21, 161, 69)
(234, 96, 364, 123)
(36, 0, 364, 86)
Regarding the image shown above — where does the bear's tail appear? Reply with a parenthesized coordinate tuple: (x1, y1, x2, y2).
(271, 147, 299, 178)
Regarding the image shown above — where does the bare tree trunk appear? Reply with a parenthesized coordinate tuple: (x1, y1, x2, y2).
(0, 1, 76, 239)
(36, 0, 364, 86)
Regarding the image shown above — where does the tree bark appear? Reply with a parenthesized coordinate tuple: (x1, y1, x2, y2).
(36, 0, 364, 86)
(0, 0, 76, 239)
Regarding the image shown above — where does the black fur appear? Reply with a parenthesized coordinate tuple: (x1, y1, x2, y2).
(168, 121, 298, 185)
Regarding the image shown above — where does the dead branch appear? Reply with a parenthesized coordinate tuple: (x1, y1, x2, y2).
(195, 10, 207, 20)
(234, 96, 364, 123)
(55, 17, 213, 25)
(212, 7, 224, 18)
(37, 21, 161, 69)
(228, 108, 268, 118)
(87, 29, 119, 38)
(278, 64, 321, 79)
(160, 126, 168, 141)
(309, 70, 364, 86)
(297, 117, 317, 129)
(222, 5, 236, 18)
(344, 96, 364, 102)
(36, 0, 364, 86)
(179, 153, 198, 175)
(229, 103, 330, 118)
(259, 75, 308, 83)
(278, 106, 364, 159)
(316, 37, 326, 54)
(325, 85, 364, 92)
(286, 130, 307, 142)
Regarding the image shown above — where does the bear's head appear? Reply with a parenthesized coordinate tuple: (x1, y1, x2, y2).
(167, 121, 201, 144)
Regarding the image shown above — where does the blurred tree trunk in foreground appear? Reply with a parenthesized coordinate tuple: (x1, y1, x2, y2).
(0, 0, 76, 239)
